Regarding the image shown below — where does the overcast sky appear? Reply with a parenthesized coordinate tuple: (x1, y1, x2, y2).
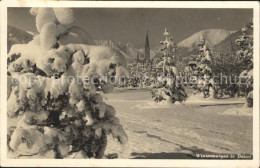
(8, 8, 253, 48)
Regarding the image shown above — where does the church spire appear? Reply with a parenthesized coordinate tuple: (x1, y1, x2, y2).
(144, 31, 150, 60)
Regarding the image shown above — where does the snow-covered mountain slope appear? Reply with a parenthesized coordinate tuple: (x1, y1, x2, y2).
(95, 40, 122, 51)
(178, 29, 237, 51)
(95, 40, 144, 61)
(8, 25, 34, 52)
(152, 29, 238, 60)
(137, 48, 157, 59)
(124, 42, 143, 59)
(214, 29, 242, 53)
(26, 31, 38, 36)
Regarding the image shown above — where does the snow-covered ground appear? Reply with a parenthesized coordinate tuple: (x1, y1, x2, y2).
(8, 88, 252, 159)
(104, 88, 252, 159)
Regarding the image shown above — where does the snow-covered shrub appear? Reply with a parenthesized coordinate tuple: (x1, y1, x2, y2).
(7, 7, 128, 159)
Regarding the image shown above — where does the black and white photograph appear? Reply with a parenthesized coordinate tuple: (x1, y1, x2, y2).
(0, 0, 259, 167)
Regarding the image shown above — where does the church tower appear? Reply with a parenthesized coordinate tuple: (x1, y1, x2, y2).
(144, 31, 150, 60)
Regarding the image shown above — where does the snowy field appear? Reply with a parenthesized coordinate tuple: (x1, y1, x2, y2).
(104, 88, 253, 159)
(8, 88, 253, 159)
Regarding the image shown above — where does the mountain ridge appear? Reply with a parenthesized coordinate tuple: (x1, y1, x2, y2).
(7, 25, 241, 65)
(8, 25, 34, 52)
(178, 29, 237, 51)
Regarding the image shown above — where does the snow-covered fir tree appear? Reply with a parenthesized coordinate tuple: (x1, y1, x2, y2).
(191, 35, 215, 98)
(235, 19, 253, 107)
(7, 8, 128, 159)
(151, 28, 187, 103)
